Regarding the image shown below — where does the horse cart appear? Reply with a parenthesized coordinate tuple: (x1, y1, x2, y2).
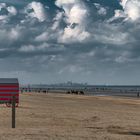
(0, 78, 19, 107)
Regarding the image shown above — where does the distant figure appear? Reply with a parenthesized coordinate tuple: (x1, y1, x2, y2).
(137, 92, 140, 98)
(71, 90, 74, 94)
(47, 88, 49, 94)
(75, 91, 78, 95)
(42, 90, 47, 94)
(66, 91, 70, 94)
(79, 91, 84, 95)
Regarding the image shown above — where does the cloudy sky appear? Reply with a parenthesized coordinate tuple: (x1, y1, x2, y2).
(0, 0, 140, 85)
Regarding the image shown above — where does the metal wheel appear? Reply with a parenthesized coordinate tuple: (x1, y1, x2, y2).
(6, 102, 12, 107)
(6, 102, 19, 107)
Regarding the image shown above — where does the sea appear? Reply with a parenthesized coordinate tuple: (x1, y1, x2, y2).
(21, 85, 140, 98)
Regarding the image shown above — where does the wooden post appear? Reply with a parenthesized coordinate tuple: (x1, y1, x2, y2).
(12, 96, 16, 128)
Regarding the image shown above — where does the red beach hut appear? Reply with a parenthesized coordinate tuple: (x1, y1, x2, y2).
(0, 78, 19, 107)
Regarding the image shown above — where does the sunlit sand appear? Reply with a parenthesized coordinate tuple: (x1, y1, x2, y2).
(0, 93, 140, 140)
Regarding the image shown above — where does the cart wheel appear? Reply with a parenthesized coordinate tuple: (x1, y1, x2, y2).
(6, 102, 12, 107)
(6, 102, 19, 107)
(15, 103, 19, 107)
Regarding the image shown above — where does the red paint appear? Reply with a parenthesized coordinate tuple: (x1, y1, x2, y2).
(0, 85, 19, 103)
(0, 98, 18, 101)
(0, 94, 19, 96)
(0, 90, 19, 92)
(0, 85, 19, 88)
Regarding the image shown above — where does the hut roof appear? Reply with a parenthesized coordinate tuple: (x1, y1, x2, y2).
(0, 78, 18, 84)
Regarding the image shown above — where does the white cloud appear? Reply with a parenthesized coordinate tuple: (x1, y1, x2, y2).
(56, 0, 87, 25)
(114, 10, 125, 18)
(68, 4, 87, 24)
(35, 0, 90, 44)
(121, 0, 128, 8)
(113, 0, 140, 21)
(0, 15, 7, 21)
(0, 3, 6, 10)
(60, 26, 90, 43)
(94, 3, 107, 16)
(19, 45, 35, 52)
(0, 3, 17, 22)
(9, 28, 20, 40)
(55, 0, 90, 43)
(55, 0, 77, 7)
(35, 32, 49, 42)
(0, 26, 20, 44)
(51, 11, 64, 30)
(122, 0, 140, 21)
(58, 64, 83, 74)
(115, 51, 132, 63)
(19, 43, 50, 52)
(7, 6, 17, 15)
(25, 1, 46, 22)
(93, 23, 131, 45)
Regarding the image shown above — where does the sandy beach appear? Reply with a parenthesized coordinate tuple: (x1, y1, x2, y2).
(0, 93, 140, 140)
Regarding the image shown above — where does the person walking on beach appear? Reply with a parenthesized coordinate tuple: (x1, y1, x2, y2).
(137, 92, 140, 98)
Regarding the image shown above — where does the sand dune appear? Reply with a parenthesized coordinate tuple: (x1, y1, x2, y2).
(0, 93, 140, 140)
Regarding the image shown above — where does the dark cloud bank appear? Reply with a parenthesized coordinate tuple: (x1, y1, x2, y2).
(0, 0, 140, 85)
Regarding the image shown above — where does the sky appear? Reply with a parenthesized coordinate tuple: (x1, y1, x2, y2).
(0, 0, 140, 85)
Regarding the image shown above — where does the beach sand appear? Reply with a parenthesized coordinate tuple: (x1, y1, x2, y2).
(0, 93, 140, 140)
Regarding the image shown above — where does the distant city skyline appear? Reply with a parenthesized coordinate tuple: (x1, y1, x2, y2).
(0, 0, 140, 85)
